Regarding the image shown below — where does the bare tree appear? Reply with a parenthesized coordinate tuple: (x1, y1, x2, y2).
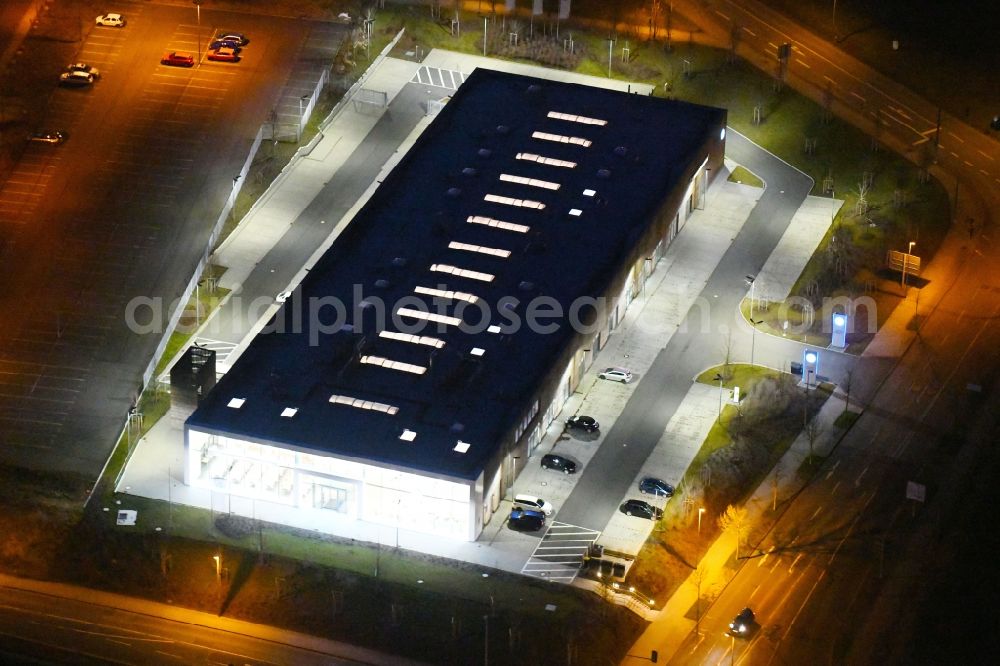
(855, 179, 870, 216)
(841, 366, 855, 413)
(720, 328, 735, 380)
(717, 504, 750, 560)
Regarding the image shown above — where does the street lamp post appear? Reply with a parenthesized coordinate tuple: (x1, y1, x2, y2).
(900, 241, 915, 288)
(750, 318, 764, 367)
(193, 1, 202, 66)
(744, 275, 756, 319)
(713, 373, 724, 423)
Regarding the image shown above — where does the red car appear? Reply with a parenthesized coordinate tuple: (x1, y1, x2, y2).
(207, 47, 240, 62)
(161, 51, 194, 67)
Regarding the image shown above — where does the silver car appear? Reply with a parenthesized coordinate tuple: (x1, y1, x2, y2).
(599, 367, 633, 383)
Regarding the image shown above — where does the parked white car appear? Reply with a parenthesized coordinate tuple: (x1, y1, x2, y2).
(513, 494, 554, 516)
(95, 13, 126, 27)
(598, 367, 633, 383)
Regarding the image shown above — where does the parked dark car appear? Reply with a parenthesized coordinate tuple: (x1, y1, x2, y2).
(619, 499, 662, 520)
(566, 415, 600, 432)
(541, 453, 577, 474)
(728, 607, 756, 636)
(638, 477, 675, 497)
(209, 39, 242, 51)
(508, 508, 545, 532)
(29, 130, 67, 144)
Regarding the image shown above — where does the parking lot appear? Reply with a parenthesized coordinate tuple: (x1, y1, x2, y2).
(0, 4, 345, 475)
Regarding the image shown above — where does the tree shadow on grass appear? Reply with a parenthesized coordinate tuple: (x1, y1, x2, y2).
(219, 549, 256, 616)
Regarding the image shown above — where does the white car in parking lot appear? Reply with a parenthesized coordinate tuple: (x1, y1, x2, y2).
(513, 494, 554, 516)
(95, 13, 126, 27)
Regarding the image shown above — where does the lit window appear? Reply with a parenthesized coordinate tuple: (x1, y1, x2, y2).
(471, 347, 485, 357)
(379, 330, 445, 349)
(397, 307, 463, 327)
(227, 398, 245, 409)
(448, 241, 511, 258)
(414, 285, 480, 304)
(467, 215, 530, 234)
(281, 407, 298, 418)
(484, 193, 546, 210)
(430, 264, 495, 283)
(329, 394, 399, 415)
(531, 131, 592, 147)
(360, 355, 427, 375)
(569, 208, 582, 216)
(454, 441, 471, 453)
(400, 429, 417, 442)
(547, 110, 608, 126)
(516, 152, 577, 168)
(499, 173, 561, 190)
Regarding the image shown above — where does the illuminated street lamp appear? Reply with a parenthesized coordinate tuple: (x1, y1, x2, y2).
(901, 241, 916, 288)
(212, 553, 221, 580)
(749, 318, 764, 367)
(698, 507, 706, 533)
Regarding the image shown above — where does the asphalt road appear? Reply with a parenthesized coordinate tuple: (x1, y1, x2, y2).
(0, 5, 344, 477)
(556, 130, 814, 530)
(0, 580, 396, 665)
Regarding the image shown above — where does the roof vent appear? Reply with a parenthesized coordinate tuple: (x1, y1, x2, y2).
(596, 168, 611, 179)
(374, 278, 391, 289)
(478, 148, 492, 158)
(462, 167, 477, 176)
(614, 146, 628, 157)
(392, 257, 407, 267)
(496, 125, 510, 134)
(450, 422, 465, 433)
(447, 187, 462, 197)
(518, 281, 535, 292)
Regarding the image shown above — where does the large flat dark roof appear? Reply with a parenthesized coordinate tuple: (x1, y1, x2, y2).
(187, 68, 725, 480)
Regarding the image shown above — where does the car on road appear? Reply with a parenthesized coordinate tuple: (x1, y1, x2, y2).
(541, 453, 577, 474)
(513, 494, 554, 516)
(207, 47, 240, 62)
(638, 477, 674, 497)
(566, 415, 599, 432)
(95, 13, 125, 27)
(66, 63, 100, 79)
(598, 367, 633, 383)
(59, 71, 94, 87)
(29, 130, 67, 144)
(727, 607, 755, 637)
(209, 39, 242, 51)
(216, 32, 249, 46)
(507, 508, 545, 532)
(161, 51, 195, 67)
(619, 499, 662, 520)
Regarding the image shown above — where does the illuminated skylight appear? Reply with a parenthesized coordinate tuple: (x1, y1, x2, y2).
(471, 347, 485, 357)
(360, 355, 427, 375)
(414, 285, 480, 304)
(396, 308, 463, 327)
(467, 215, 530, 233)
(379, 330, 445, 349)
(569, 208, 582, 216)
(499, 173, 561, 190)
(531, 131, 592, 147)
(329, 394, 399, 415)
(227, 398, 246, 409)
(281, 407, 298, 418)
(454, 441, 471, 453)
(583, 189, 596, 196)
(430, 264, 495, 282)
(547, 110, 608, 126)
(400, 429, 417, 442)
(487, 325, 502, 333)
(516, 152, 576, 168)
(448, 241, 511, 258)
(484, 194, 546, 210)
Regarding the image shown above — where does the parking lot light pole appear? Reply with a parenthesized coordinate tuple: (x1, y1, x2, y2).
(750, 318, 764, 367)
(193, 1, 202, 66)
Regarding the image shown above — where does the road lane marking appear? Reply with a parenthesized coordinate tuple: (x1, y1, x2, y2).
(750, 583, 762, 600)
(716, 11, 731, 21)
(825, 459, 840, 479)
(795, 59, 810, 68)
(854, 464, 869, 486)
(809, 506, 822, 520)
(950, 151, 960, 159)
(742, 27, 757, 37)
(830, 480, 841, 495)
(948, 132, 965, 143)
(978, 150, 995, 161)
(788, 553, 804, 572)
(850, 91, 866, 103)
